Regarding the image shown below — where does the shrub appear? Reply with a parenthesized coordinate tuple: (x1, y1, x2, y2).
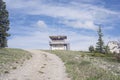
(103, 46, 111, 54)
(89, 45, 94, 52)
(81, 53, 85, 57)
(115, 53, 120, 62)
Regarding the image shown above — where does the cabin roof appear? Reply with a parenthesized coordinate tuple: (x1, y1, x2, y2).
(49, 36, 67, 40)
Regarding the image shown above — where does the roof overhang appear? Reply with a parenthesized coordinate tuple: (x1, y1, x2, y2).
(49, 36, 67, 40)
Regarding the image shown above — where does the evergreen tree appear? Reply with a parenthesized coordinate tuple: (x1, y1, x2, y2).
(0, 0, 10, 48)
(96, 26, 104, 53)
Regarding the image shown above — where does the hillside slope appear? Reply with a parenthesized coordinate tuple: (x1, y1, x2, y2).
(45, 50, 120, 80)
(0, 48, 32, 77)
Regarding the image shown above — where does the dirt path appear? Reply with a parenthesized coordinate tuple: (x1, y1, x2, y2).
(2, 50, 70, 80)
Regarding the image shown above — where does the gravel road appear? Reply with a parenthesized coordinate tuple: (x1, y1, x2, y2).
(1, 50, 70, 80)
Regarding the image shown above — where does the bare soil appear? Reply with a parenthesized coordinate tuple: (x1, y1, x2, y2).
(1, 50, 70, 80)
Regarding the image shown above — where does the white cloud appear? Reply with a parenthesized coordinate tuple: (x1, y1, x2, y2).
(5, 0, 119, 30)
(36, 20, 47, 28)
(62, 20, 97, 30)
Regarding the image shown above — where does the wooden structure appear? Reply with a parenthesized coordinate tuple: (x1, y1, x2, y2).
(49, 36, 70, 50)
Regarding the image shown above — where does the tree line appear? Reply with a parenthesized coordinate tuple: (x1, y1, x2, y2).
(89, 26, 120, 61)
(89, 26, 110, 54)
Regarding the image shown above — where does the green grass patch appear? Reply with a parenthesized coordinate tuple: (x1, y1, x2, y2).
(45, 50, 120, 80)
(88, 52, 120, 63)
(79, 60, 91, 66)
(0, 48, 32, 75)
(88, 52, 114, 57)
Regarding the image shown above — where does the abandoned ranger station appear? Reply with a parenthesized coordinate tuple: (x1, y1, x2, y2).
(49, 36, 70, 50)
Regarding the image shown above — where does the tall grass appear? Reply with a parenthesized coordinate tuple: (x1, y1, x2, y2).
(45, 50, 120, 80)
(0, 48, 32, 75)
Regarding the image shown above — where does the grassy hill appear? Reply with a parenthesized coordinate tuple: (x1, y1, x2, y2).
(45, 50, 120, 80)
(0, 48, 32, 75)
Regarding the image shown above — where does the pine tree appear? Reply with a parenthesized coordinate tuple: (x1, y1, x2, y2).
(96, 26, 104, 53)
(0, 0, 10, 48)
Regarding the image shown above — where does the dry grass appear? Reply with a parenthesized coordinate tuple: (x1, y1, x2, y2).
(45, 50, 120, 80)
(0, 48, 32, 75)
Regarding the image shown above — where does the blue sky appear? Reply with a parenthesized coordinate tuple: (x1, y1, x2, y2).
(4, 0, 120, 50)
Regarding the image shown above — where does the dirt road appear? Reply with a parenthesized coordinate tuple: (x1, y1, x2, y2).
(2, 50, 70, 80)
